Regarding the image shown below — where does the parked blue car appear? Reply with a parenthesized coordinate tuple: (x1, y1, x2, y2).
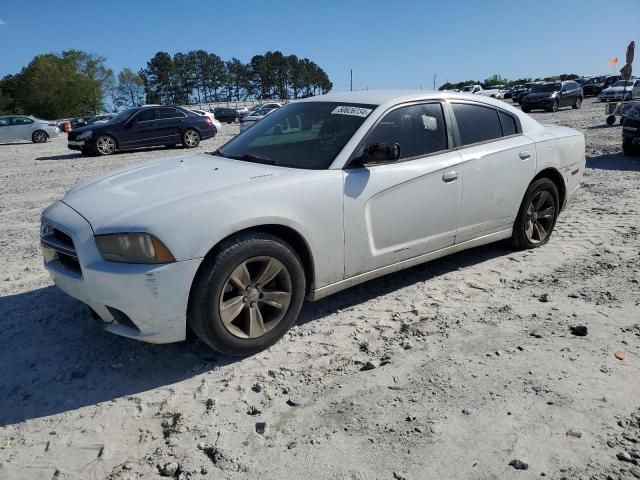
(68, 105, 217, 156)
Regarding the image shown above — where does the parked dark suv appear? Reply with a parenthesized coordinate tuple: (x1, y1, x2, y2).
(520, 81, 583, 113)
(213, 107, 241, 124)
(622, 102, 640, 155)
(582, 75, 621, 97)
(68, 106, 216, 156)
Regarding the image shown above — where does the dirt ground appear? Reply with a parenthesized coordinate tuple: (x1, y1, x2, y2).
(0, 100, 639, 480)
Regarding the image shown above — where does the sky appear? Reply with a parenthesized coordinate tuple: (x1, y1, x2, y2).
(0, 0, 638, 91)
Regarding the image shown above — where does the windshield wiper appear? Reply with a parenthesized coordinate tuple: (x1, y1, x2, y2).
(210, 150, 278, 165)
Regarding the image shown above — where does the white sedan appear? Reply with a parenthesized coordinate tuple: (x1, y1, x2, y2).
(41, 91, 585, 355)
(598, 79, 640, 102)
(0, 115, 60, 143)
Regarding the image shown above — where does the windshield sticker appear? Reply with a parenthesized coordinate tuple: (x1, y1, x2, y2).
(331, 106, 373, 117)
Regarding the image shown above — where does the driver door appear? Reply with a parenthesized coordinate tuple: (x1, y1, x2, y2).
(0, 117, 12, 142)
(342, 102, 463, 278)
(119, 108, 159, 147)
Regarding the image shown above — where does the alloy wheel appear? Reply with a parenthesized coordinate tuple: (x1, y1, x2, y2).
(184, 130, 200, 147)
(33, 131, 47, 143)
(525, 191, 555, 244)
(218, 256, 293, 339)
(575, 97, 582, 109)
(96, 136, 115, 155)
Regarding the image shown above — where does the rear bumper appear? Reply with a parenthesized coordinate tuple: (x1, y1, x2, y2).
(41, 201, 201, 344)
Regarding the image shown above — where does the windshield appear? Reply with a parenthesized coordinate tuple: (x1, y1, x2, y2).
(109, 108, 138, 123)
(215, 102, 376, 170)
(532, 83, 561, 93)
(461, 86, 474, 92)
(612, 80, 633, 88)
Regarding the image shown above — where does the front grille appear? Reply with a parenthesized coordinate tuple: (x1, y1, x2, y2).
(41, 223, 82, 277)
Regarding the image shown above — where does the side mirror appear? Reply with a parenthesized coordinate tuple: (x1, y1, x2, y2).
(362, 142, 401, 166)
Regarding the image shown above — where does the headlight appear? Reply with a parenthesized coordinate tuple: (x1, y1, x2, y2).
(77, 131, 93, 140)
(40, 222, 54, 238)
(95, 233, 175, 264)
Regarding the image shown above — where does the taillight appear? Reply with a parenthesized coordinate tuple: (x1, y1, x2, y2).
(204, 117, 213, 126)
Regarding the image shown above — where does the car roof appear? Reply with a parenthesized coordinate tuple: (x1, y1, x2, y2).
(296, 89, 542, 132)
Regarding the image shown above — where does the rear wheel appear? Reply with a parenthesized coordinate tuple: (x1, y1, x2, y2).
(511, 178, 560, 249)
(94, 135, 116, 155)
(32, 130, 48, 143)
(521, 106, 530, 113)
(182, 129, 200, 148)
(572, 97, 582, 109)
(189, 232, 306, 356)
(606, 115, 616, 126)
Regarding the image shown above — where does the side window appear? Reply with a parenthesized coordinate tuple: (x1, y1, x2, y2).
(498, 111, 518, 136)
(134, 109, 157, 122)
(158, 107, 185, 119)
(0, 118, 10, 127)
(451, 103, 502, 146)
(363, 103, 448, 160)
(12, 117, 34, 125)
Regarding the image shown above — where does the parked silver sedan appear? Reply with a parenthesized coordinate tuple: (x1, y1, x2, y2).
(0, 115, 60, 143)
(41, 91, 585, 356)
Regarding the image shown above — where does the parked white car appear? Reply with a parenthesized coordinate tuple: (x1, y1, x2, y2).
(598, 79, 640, 102)
(191, 109, 223, 135)
(41, 91, 585, 355)
(0, 115, 60, 143)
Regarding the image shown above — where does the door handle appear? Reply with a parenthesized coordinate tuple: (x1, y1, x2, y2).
(442, 171, 459, 182)
(519, 151, 531, 160)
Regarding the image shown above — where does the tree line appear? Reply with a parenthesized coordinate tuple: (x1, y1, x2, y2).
(0, 49, 333, 119)
(438, 73, 584, 91)
(140, 50, 332, 105)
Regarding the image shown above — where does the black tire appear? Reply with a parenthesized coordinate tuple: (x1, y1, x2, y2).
(521, 106, 530, 113)
(606, 115, 616, 126)
(620, 116, 626, 125)
(32, 130, 48, 143)
(233, 117, 240, 124)
(94, 135, 117, 156)
(549, 101, 559, 113)
(188, 232, 306, 356)
(182, 129, 200, 148)
(511, 178, 560, 250)
(623, 140, 637, 156)
(572, 97, 582, 109)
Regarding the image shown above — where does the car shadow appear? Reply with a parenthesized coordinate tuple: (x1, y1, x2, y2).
(0, 141, 32, 146)
(586, 152, 640, 171)
(0, 241, 509, 427)
(35, 153, 83, 160)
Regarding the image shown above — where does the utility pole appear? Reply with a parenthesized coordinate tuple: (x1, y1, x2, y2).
(433, 74, 437, 91)
(350, 69, 353, 91)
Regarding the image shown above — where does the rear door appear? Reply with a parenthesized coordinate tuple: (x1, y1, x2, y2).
(156, 107, 187, 144)
(450, 102, 536, 243)
(119, 108, 159, 147)
(11, 116, 36, 140)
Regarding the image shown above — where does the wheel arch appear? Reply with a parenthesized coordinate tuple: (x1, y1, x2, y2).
(532, 168, 566, 210)
(32, 129, 49, 141)
(189, 223, 316, 302)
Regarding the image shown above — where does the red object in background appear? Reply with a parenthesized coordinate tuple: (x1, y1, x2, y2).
(63, 121, 71, 132)
(609, 57, 618, 65)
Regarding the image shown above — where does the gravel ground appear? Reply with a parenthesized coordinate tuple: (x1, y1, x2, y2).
(0, 100, 639, 480)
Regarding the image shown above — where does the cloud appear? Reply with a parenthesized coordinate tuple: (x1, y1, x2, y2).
(0, 19, 6, 26)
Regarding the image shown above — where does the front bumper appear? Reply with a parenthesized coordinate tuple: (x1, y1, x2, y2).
(68, 140, 85, 151)
(622, 117, 640, 143)
(41, 201, 201, 344)
(522, 98, 554, 109)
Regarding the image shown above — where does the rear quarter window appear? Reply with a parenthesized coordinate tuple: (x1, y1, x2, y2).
(452, 103, 503, 146)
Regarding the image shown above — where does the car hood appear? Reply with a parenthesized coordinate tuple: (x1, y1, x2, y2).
(526, 92, 557, 99)
(602, 87, 628, 93)
(62, 153, 302, 231)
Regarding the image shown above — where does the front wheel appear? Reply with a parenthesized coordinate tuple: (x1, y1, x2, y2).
(32, 130, 48, 143)
(511, 178, 560, 249)
(182, 129, 200, 148)
(572, 97, 582, 109)
(94, 135, 116, 155)
(188, 232, 306, 356)
(548, 101, 559, 112)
